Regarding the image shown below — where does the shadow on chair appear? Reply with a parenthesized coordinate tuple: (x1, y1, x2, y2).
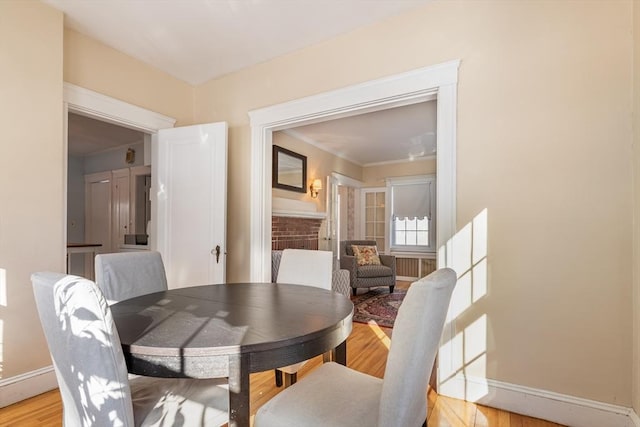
(32, 272, 229, 426)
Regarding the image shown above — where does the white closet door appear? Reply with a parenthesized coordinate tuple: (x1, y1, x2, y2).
(153, 122, 228, 288)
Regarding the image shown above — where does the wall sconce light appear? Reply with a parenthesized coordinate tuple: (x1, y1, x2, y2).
(126, 148, 135, 164)
(310, 178, 323, 198)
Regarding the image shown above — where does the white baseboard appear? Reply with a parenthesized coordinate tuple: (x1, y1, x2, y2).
(0, 366, 57, 408)
(439, 374, 637, 427)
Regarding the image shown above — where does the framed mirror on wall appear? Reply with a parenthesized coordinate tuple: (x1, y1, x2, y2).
(272, 145, 307, 193)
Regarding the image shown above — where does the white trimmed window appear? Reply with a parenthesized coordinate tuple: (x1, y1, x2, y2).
(387, 175, 436, 253)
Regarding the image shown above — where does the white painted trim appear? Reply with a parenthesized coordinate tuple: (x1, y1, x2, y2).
(440, 374, 637, 427)
(63, 83, 176, 133)
(272, 210, 327, 219)
(0, 366, 57, 408)
(364, 155, 436, 167)
(249, 60, 460, 284)
(330, 172, 363, 188)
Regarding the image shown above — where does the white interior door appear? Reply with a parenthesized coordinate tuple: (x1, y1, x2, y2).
(153, 122, 228, 288)
(111, 168, 130, 251)
(84, 171, 112, 274)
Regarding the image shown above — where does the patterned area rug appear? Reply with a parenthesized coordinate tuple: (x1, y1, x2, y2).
(351, 288, 407, 328)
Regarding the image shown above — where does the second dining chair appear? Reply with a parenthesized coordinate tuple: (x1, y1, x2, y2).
(95, 251, 168, 305)
(274, 248, 334, 387)
(32, 272, 229, 427)
(255, 268, 457, 427)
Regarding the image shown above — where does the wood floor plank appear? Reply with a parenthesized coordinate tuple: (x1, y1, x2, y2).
(474, 404, 511, 427)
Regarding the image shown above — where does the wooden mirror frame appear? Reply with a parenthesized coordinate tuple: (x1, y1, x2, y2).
(272, 145, 307, 193)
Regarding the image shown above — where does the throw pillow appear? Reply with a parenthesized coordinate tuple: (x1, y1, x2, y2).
(351, 245, 381, 266)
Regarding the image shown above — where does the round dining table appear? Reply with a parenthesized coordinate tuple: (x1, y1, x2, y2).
(110, 282, 354, 427)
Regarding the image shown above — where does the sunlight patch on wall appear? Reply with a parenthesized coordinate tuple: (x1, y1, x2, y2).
(464, 314, 487, 377)
(437, 209, 489, 401)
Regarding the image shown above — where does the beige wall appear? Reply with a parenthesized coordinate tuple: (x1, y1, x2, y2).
(64, 29, 194, 126)
(0, 1, 64, 378)
(272, 131, 362, 213)
(195, 1, 634, 405)
(362, 158, 436, 187)
(633, 0, 640, 416)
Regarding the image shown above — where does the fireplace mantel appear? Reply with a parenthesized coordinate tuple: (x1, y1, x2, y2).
(272, 197, 326, 219)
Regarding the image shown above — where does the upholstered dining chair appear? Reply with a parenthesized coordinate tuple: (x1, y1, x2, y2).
(32, 272, 229, 427)
(255, 268, 457, 427)
(273, 248, 334, 387)
(271, 250, 351, 298)
(95, 251, 168, 305)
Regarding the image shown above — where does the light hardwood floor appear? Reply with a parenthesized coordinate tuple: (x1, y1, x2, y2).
(0, 282, 565, 427)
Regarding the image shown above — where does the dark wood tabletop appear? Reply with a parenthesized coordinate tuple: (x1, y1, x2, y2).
(110, 282, 354, 427)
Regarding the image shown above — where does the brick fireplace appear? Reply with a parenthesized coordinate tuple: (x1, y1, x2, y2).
(272, 216, 323, 250)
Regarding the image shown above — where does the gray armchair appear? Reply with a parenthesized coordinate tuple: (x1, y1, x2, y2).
(340, 240, 396, 295)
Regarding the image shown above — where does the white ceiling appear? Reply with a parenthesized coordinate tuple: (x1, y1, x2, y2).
(68, 113, 144, 156)
(57, 0, 436, 162)
(284, 101, 436, 166)
(44, 0, 430, 85)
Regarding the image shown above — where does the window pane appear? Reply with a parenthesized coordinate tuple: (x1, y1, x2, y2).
(406, 218, 417, 231)
(376, 222, 385, 236)
(417, 217, 429, 231)
(395, 231, 405, 245)
(376, 238, 385, 249)
(376, 207, 385, 220)
(366, 193, 374, 205)
(417, 231, 428, 245)
(376, 192, 385, 205)
(406, 231, 417, 245)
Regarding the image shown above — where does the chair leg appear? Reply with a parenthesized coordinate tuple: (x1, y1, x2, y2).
(274, 369, 283, 387)
(322, 351, 332, 363)
(284, 372, 297, 387)
(389, 285, 395, 293)
(422, 420, 427, 427)
(352, 287, 357, 296)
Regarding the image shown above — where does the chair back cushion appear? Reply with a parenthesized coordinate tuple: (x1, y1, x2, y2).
(378, 268, 457, 426)
(95, 251, 168, 305)
(276, 249, 333, 290)
(32, 272, 134, 426)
